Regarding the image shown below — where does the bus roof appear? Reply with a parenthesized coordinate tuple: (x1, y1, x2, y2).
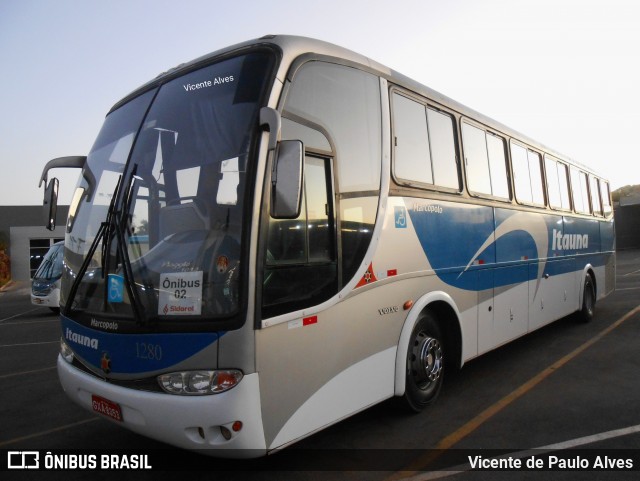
(110, 34, 603, 180)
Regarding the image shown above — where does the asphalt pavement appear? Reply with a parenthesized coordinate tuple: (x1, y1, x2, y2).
(1, 250, 639, 480)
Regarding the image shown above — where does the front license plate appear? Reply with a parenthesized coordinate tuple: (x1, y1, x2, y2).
(91, 394, 123, 422)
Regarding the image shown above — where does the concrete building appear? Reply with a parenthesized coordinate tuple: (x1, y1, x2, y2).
(0, 205, 69, 281)
(615, 195, 640, 250)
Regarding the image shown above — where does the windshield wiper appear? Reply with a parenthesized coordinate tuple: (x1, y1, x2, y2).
(110, 201, 147, 325)
(101, 173, 151, 324)
(63, 220, 107, 316)
(118, 166, 158, 325)
(63, 176, 122, 317)
(63, 176, 146, 325)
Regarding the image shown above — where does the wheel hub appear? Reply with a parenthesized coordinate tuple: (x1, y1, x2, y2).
(411, 332, 443, 387)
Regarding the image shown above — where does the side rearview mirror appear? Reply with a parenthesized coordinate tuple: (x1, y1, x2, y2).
(43, 178, 59, 231)
(271, 140, 304, 219)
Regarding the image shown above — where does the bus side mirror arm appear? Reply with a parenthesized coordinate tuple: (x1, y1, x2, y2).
(259, 107, 281, 152)
(39, 156, 88, 231)
(38, 155, 87, 188)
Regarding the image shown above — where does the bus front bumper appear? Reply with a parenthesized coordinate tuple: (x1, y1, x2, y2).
(31, 291, 59, 308)
(57, 355, 267, 457)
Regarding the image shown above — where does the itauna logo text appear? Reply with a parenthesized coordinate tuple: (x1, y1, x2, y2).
(552, 229, 589, 251)
(65, 328, 99, 350)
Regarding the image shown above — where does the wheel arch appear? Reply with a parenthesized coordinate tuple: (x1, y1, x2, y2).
(394, 291, 463, 396)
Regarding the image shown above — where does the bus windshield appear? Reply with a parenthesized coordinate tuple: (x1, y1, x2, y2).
(33, 242, 64, 281)
(61, 51, 275, 326)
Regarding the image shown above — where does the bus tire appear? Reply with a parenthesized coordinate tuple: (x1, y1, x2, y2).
(403, 311, 444, 413)
(578, 274, 596, 323)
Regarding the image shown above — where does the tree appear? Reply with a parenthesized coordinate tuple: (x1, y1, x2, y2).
(612, 185, 640, 202)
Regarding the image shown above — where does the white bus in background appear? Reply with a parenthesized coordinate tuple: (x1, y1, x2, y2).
(31, 240, 64, 313)
(39, 35, 615, 457)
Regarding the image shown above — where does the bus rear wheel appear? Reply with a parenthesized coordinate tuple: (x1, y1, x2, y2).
(578, 274, 595, 323)
(403, 312, 444, 412)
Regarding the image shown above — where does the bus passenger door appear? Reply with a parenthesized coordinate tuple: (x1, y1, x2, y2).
(262, 154, 337, 319)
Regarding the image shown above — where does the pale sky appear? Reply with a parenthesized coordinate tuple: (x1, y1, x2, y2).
(1, 0, 639, 206)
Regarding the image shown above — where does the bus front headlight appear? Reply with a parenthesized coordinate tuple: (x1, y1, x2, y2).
(157, 370, 243, 395)
(60, 337, 75, 363)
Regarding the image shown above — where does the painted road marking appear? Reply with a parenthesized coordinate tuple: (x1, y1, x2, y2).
(0, 341, 58, 348)
(622, 268, 640, 277)
(0, 318, 59, 326)
(0, 366, 56, 380)
(0, 307, 44, 323)
(389, 303, 640, 479)
(0, 418, 99, 448)
(401, 423, 640, 480)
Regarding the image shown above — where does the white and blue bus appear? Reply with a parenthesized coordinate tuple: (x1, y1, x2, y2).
(40, 35, 614, 456)
(31, 240, 64, 313)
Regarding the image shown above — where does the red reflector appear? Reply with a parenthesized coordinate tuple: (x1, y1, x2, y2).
(303, 316, 317, 326)
(403, 300, 414, 311)
(216, 372, 238, 388)
(387, 269, 398, 277)
(232, 421, 243, 432)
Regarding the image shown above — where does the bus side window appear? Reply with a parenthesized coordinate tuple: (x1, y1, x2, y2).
(570, 167, 590, 214)
(427, 108, 459, 190)
(461, 122, 509, 199)
(512, 141, 545, 207)
(528, 150, 545, 206)
(557, 162, 571, 210)
(462, 122, 491, 195)
(486, 133, 510, 199)
(590, 175, 603, 216)
(511, 142, 532, 204)
(600, 179, 612, 217)
(391, 92, 459, 191)
(393, 93, 433, 185)
(546, 156, 571, 211)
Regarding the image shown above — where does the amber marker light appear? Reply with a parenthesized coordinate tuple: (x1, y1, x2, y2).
(403, 300, 414, 311)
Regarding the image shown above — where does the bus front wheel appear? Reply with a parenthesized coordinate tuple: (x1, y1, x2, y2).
(403, 311, 444, 412)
